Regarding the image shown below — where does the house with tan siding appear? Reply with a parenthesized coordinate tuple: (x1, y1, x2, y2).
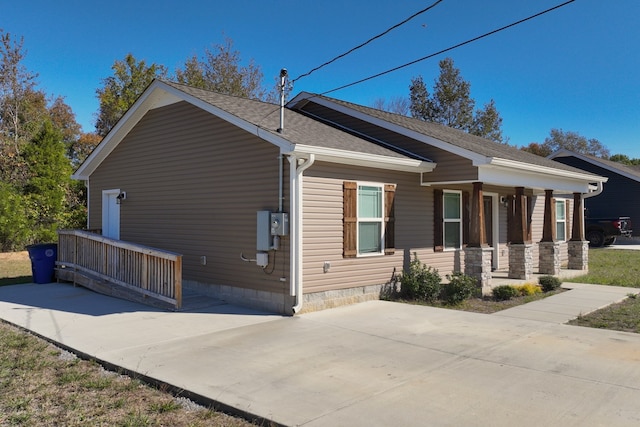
(72, 80, 606, 314)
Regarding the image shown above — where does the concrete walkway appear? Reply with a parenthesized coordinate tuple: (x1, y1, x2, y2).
(0, 282, 639, 426)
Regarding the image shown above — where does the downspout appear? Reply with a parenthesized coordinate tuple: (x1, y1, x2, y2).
(583, 181, 603, 199)
(290, 154, 315, 314)
(579, 181, 604, 239)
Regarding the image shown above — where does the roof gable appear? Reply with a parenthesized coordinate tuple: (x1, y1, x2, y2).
(73, 81, 433, 179)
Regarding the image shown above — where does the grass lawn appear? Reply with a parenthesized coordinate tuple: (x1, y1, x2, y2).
(565, 248, 640, 287)
(568, 296, 640, 333)
(0, 321, 255, 426)
(0, 251, 32, 286)
(0, 253, 257, 426)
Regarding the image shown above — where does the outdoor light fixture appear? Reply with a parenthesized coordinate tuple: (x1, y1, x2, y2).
(116, 192, 126, 204)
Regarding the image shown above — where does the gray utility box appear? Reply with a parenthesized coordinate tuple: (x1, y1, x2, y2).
(270, 212, 289, 236)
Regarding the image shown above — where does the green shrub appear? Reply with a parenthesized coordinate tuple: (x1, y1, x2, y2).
(400, 254, 441, 302)
(441, 272, 477, 305)
(516, 283, 542, 296)
(538, 275, 562, 292)
(492, 285, 519, 301)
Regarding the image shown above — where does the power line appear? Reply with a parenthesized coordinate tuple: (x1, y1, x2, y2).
(291, 0, 444, 83)
(321, 0, 576, 96)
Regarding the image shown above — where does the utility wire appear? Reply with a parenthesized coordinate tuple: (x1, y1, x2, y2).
(321, 0, 575, 96)
(291, 0, 444, 83)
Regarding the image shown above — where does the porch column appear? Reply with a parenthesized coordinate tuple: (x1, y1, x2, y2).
(509, 187, 533, 280)
(568, 192, 589, 270)
(464, 182, 492, 292)
(539, 189, 561, 275)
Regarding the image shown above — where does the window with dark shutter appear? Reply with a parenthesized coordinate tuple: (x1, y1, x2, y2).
(343, 181, 357, 257)
(384, 184, 396, 255)
(434, 189, 443, 252)
(343, 181, 395, 257)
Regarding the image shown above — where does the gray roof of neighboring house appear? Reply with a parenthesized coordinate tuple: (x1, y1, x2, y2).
(299, 94, 593, 175)
(163, 81, 429, 161)
(550, 149, 640, 183)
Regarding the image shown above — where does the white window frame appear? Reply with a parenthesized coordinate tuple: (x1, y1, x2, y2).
(443, 190, 462, 251)
(357, 182, 385, 256)
(556, 199, 566, 242)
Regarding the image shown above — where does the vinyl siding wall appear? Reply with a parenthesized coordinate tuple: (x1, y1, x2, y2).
(302, 162, 470, 294)
(301, 166, 574, 295)
(89, 101, 290, 295)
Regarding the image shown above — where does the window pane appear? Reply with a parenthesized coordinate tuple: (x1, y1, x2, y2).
(358, 186, 382, 218)
(444, 192, 461, 219)
(556, 223, 565, 241)
(556, 201, 565, 221)
(444, 222, 461, 249)
(359, 222, 381, 253)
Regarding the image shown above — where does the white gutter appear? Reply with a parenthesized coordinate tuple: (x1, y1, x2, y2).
(583, 181, 604, 199)
(289, 153, 315, 314)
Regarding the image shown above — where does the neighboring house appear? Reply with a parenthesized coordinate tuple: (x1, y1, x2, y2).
(549, 149, 639, 236)
(72, 80, 606, 314)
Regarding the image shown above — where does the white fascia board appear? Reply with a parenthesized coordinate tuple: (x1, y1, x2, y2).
(478, 164, 597, 193)
(291, 94, 487, 163)
(72, 81, 295, 179)
(486, 158, 607, 184)
(549, 149, 640, 183)
(287, 144, 435, 173)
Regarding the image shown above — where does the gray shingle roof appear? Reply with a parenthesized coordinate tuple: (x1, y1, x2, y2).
(306, 94, 593, 175)
(163, 81, 423, 161)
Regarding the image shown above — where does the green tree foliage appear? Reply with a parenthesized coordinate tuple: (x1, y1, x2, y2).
(521, 129, 610, 158)
(95, 53, 167, 137)
(174, 38, 266, 100)
(409, 58, 504, 143)
(471, 99, 504, 144)
(21, 121, 76, 244)
(609, 153, 640, 166)
(0, 182, 30, 251)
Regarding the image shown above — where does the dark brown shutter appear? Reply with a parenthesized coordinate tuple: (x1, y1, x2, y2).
(527, 195, 533, 243)
(343, 181, 357, 258)
(462, 191, 470, 246)
(384, 184, 396, 255)
(434, 189, 443, 252)
(565, 200, 570, 241)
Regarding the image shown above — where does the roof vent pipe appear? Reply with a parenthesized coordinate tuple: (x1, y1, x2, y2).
(277, 68, 287, 133)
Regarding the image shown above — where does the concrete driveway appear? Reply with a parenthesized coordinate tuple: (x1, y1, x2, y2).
(0, 282, 639, 426)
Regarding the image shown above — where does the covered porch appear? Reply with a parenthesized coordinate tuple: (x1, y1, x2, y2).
(423, 159, 606, 294)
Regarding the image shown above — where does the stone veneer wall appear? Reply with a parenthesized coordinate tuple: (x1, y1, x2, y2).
(538, 242, 561, 275)
(567, 240, 589, 271)
(464, 247, 493, 294)
(509, 243, 534, 280)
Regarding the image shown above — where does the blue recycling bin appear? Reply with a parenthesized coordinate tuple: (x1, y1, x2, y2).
(26, 243, 58, 284)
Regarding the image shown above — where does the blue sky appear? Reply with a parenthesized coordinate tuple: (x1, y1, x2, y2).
(3, 0, 639, 157)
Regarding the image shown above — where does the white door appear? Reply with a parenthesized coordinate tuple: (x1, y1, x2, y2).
(102, 189, 121, 239)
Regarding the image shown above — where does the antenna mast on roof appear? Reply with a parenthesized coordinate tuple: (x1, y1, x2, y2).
(277, 68, 288, 133)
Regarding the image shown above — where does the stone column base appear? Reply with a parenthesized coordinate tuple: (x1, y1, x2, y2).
(568, 240, 589, 270)
(509, 243, 534, 280)
(538, 241, 561, 275)
(464, 246, 493, 294)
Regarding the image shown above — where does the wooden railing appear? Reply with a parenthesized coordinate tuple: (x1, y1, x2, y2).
(56, 229, 183, 310)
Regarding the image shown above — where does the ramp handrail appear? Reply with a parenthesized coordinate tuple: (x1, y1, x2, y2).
(57, 229, 182, 309)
